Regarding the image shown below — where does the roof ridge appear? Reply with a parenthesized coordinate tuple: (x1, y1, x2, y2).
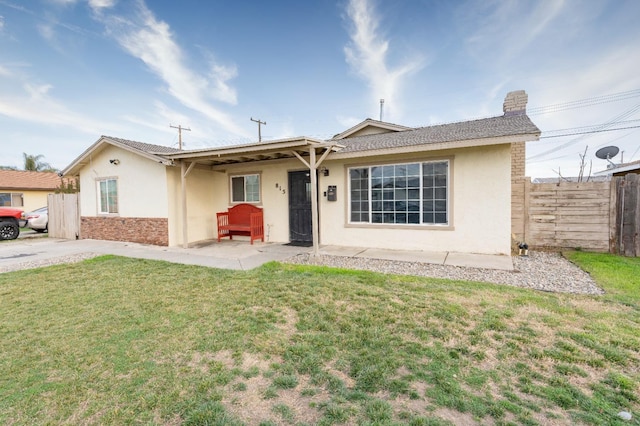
(102, 135, 182, 154)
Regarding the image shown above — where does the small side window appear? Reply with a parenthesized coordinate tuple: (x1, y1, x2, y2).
(231, 174, 260, 203)
(97, 178, 118, 214)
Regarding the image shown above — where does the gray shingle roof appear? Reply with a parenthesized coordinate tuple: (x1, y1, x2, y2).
(103, 135, 182, 154)
(334, 114, 540, 153)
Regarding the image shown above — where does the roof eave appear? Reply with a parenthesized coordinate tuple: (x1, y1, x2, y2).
(62, 136, 173, 176)
(164, 137, 332, 160)
(595, 164, 640, 175)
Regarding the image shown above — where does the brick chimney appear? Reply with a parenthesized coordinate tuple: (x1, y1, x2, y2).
(503, 90, 528, 116)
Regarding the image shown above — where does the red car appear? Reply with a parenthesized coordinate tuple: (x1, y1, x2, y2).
(0, 207, 23, 240)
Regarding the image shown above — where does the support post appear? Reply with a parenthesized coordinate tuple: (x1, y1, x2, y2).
(181, 161, 188, 248)
(291, 143, 341, 257)
(180, 161, 197, 249)
(309, 147, 320, 257)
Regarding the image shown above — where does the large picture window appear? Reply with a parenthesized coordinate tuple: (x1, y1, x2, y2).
(349, 160, 449, 225)
(231, 174, 260, 203)
(98, 178, 118, 214)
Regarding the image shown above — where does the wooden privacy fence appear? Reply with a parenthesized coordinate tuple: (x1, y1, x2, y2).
(512, 174, 639, 256)
(48, 193, 80, 240)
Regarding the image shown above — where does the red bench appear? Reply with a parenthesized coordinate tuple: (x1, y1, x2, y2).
(216, 203, 264, 244)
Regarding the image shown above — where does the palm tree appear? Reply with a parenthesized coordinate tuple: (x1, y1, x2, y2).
(23, 153, 57, 172)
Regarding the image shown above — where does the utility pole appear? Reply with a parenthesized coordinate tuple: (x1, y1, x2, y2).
(250, 117, 266, 142)
(170, 124, 191, 150)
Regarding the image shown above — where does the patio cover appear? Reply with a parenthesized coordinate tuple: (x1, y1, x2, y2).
(163, 137, 344, 254)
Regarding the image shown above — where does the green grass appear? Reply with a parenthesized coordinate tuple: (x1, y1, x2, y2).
(0, 252, 639, 425)
(564, 250, 640, 305)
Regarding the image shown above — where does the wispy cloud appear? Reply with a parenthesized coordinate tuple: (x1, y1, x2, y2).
(88, 0, 115, 11)
(0, 1, 32, 14)
(97, 1, 249, 138)
(37, 22, 55, 41)
(463, 0, 567, 66)
(0, 81, 119, 134)
(343, 0, 424, 121)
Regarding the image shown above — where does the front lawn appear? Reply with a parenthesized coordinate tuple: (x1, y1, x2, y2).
(0, 253, 638, 425)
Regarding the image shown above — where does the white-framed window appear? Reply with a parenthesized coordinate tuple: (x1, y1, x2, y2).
(0, 192, 23, 207)
(349, 160, 449, 225)
(97, 178, 118, 214)
(231, 174, 260, 203)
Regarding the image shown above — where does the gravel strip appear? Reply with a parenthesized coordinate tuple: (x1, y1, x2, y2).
(0, 253, 101, 274)
(283, 250, 604, 295)
(1, 249, 603, 295)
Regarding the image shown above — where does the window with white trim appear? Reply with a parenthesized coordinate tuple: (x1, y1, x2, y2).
(97, 178, 118, 214)
(0, 192, 23, 207)
(231, 174, 260, 203)
(349, 160, 449, 225)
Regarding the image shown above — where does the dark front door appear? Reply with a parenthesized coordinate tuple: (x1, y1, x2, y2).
(288, 170, 313, 244)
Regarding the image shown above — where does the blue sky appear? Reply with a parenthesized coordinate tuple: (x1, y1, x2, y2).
(1, 0, 639, 178)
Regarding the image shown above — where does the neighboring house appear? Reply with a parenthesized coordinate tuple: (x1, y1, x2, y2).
(0, 170, 64, 212)
(532, 176, 611, 184)
(595, 159, 640, 177)
(62, 90, 540, 255)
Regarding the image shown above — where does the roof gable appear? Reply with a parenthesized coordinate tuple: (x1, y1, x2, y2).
(333, 119, 412, 140)
(0, 170, 63, 191)
(63, 136, 176, 176)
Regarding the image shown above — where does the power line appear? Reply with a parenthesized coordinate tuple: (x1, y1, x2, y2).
(542, 119, 640, 135)
(529, 102, 640, 160)
(527, 88, 640, 116)
(540, 125, 640, 139)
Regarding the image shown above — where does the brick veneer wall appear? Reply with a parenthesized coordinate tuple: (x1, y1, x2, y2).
(511, 142, 527, 251)
(511, 141, 526, 178)
(81, 216, 169, 246)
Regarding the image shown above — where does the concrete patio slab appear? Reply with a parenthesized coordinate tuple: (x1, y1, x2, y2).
(445, 252, 513, 271)
(318, 245, 367, 257)
(355, 248, 448, 265)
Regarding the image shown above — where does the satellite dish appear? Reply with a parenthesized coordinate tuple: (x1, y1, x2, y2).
(595, 146, 619, 160)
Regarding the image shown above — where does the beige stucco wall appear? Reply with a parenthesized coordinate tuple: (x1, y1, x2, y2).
(165, 160, 297, 246)
(202, 160, 299, 244)
(78, 145, 169, 218)
(195, 144, 512, 255)
(318, 144, 513, 255)
(166, 166, 223, 246)
(22, 191, 51, 213)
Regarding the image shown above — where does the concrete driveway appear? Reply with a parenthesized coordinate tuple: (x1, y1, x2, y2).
(1, 238, 310, 272)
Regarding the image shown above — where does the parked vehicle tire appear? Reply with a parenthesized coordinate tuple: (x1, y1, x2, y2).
(0, 220, 19, 240)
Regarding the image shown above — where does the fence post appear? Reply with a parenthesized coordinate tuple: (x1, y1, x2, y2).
(619, 174, 639, 257)
(625, 174, 639, 256)
(635, 174, 640, 256)
(609, 177, 618, 254)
